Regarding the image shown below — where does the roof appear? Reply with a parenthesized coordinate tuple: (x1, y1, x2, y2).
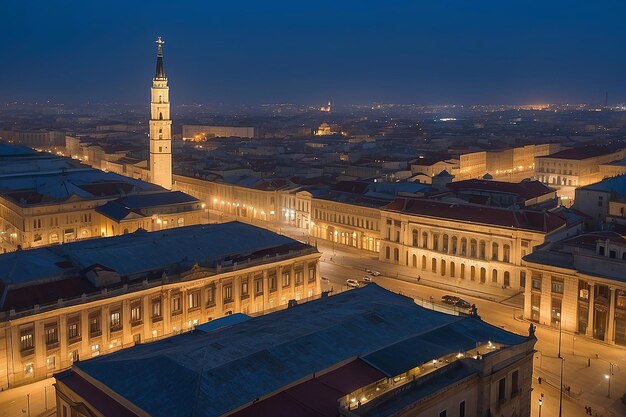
(61, 284, 528, 417)
(537, 146, 623, 161)
(195, 313, 251, 333)
(95, 192, 199, 221)
(523, 231, 626, 281)
(383, 198, 566, 233)
(578, 174, 626, 195)
(448, 179, 555, 200)
(0, 222, 315, 313)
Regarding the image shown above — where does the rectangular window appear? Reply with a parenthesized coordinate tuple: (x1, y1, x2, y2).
(110, 310, 121, 330)
(551, 278, 564, 294)
(269, 273, 277, 292)
(89, 314, 101, 336)
(459, 400, 465, 417)
(45, 325, 58, 345)
(20, 331, 34, 352)
(188, 291, 200, 309)
(295, 270, 303, 285)
(282, 272, 291, 287)
(498, 377, 506, 402)
(551, 297, 562, 326)
(308, 266, 316, 282)
(241, 280, 249, 297)
(67, 321, 80, 341)
(511, 370, 519, 395)
(171, 295, 182, 313)
(532, 277, 542, 291)
(152, 298, 162, 318)
(255, 278, 263, 295)
(206, 286, 215, 306)
(223, 284, 233, 301)
(131, 304, 142, 322)
(46, 356, 56, 370)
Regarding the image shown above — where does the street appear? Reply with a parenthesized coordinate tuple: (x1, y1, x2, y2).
(316, 240, 626, 417)
(0, 216, 624, 417)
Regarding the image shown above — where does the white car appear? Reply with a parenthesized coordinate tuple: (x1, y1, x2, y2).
(366, 269, 381, 276)
(346, 279, 360, 288)
(363, 276, 373, 282)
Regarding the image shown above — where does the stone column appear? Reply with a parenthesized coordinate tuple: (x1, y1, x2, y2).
(607, 287, 616, 343)
(587, 284, 595, 338)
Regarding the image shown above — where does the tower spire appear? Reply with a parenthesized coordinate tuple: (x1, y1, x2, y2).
(155, 37, 166, 80)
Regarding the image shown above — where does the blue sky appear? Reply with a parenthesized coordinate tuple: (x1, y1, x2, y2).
(1, 0, 624, 105)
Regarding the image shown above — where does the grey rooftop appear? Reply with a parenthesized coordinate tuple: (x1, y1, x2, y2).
(66, 284, 528, 417)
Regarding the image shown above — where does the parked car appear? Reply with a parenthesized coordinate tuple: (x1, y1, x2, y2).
(366, 269, 381, 276)
(346, 279, 360, 288)
(441, 295, 471, 309)
(363, 276, 373, 282)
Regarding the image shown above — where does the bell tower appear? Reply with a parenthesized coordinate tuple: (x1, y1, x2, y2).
(149, 36, 172, 190)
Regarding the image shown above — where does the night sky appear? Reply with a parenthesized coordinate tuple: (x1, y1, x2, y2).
(1, 1, 625, 105)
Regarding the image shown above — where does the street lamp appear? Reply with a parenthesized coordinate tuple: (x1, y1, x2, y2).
(605, 374, 611, 398)
(557, 314, 563, 417)
(538, 394, 543, 417)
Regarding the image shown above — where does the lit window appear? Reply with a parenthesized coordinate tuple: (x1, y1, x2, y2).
(46, 356, 56, 370)
(110, 311, 121, 329)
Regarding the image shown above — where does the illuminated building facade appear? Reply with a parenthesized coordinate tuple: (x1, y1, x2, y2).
(0, 223, 320, 389)
(379, 198, 577, 295)
(523, 231, 626, 346)
(535, 146, 625, 206)
(0, 142, 201, 253)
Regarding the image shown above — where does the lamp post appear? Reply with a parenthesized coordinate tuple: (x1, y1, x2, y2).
(557, 314, 563, 417)
(538, 394, 543, 417)
(606, 362, 616, 398)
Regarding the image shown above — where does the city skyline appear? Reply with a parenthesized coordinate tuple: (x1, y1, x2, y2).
(1, 1, 625, 105)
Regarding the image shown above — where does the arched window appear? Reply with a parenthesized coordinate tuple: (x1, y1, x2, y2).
(451, 236, 458, 254)
(470, 239, 477, 258)
(431, 258, 437, 273)
(471, 266, 476, 280)
(503, 245, 511, 262)
(460, 264, 465, 279)
(450, 261, 456, 277)
(422, 255, 427, 270)
(461, 238, 467, 255)
(433, 234, 440, 251)
(412, 230, 419, 247)
(492, 269, 498, 283)
(393, 248, 399, 262)
(480, 267, 486, 283)
(422, 232, 429, 249)
(159, 112, 163, 120)
(504, 271, 510, 287)
(123, 228, 129, 234)
(385, 246, 391, 260)
(479, 241, 486, 260)
(412, 254, 417, 267)
(442, 234, 449, 253)
(440, 260, 446, 276)
(492, 243, 499, 261)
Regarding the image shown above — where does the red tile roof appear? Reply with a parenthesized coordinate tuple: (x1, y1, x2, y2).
(229, 359, 385, 417)
(57, 370, 140, 417)
(383, 198, 566, 233)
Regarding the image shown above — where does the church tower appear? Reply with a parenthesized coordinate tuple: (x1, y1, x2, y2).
(149, 36, 172, 190)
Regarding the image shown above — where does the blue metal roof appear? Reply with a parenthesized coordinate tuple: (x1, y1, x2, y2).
(70, 284, 529, 417)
